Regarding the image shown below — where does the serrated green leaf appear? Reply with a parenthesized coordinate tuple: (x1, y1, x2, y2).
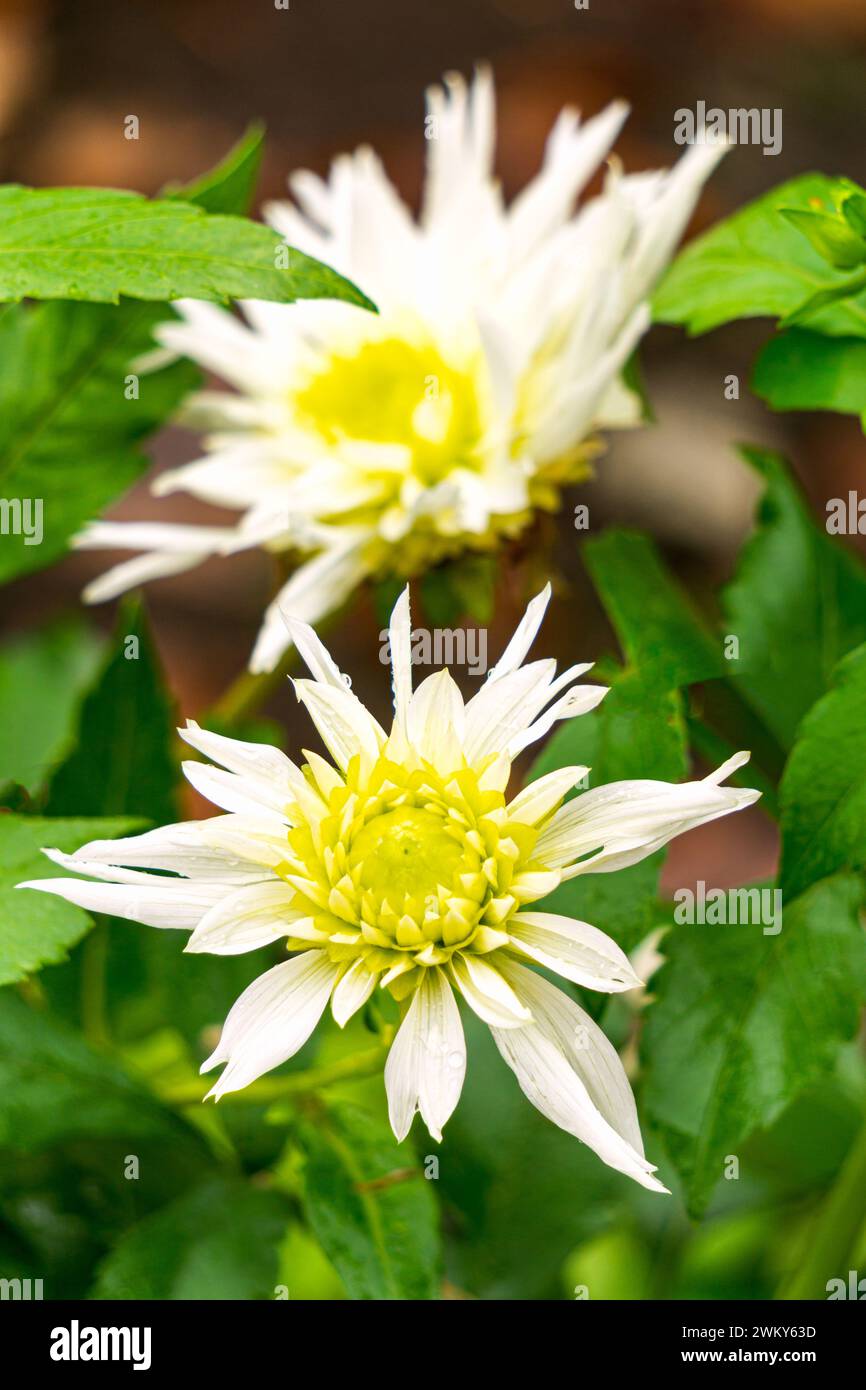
(0, 299, 198, 584)
(722, 447, 866, 748)
(0, 619, 103, 794)
(779, 642, 866, 900)
(583, 529, 725, 687)
(642, 872, 866, 1217)
(47, 599, 178, 824)
(752, 329, 866, 422)
(0, 988, 188, 1148)
(0, 185, 373, 308)
(92, 1176, 288, 1299)
(0, 813, 142, 985)
(654, 174, 866, 338)
(297, 1101, 440, 1300)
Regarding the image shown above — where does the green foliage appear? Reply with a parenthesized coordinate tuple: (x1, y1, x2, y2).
(0, 300, 199, 585)
(779, 642, 866, 900)
(165, 124, 265, 216)
(0, 619, 103, 795)
(296, 1101, 440, 1300)
(722, 448, 866, 748)
(643, 874, 866, 1217)
(0, 814, 141, 985)
(92, 1177, 289, 1299)
(47, 600, 178, 824)
(752, 330, 866, 424)
(0, 185, 372, 309)
(0, 990, 189, 1148)
(654, 173, 866, 337)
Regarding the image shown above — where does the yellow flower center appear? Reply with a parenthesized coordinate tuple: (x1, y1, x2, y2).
(279, 753, 558, 999)
(349, 806, 464, 901)
(293, 337, 485, 487)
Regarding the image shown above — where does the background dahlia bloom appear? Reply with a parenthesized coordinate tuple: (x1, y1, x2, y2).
(75, 69, 725, 672)
(20, 586, 758, 1192)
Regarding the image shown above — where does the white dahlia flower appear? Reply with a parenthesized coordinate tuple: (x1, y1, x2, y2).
(75, 69, 725, 672)
(20, 585, 758, 1191)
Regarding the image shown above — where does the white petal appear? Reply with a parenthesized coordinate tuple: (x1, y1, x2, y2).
(64, 820, 270, 883)
(450, 952, 532, 1028)
(388, 586, 413, 728)
(508, 911, 641, 992)
(331, 958, 377, 1027)
(385, 969, 466, 1142)
(405, 669, 465, 771)
(249, 540, 370, 674)
(505, 766, 589, 826)
(293, 678, 385, 773)
(17, 875, 223, 930)
(185, 879, 317, 954)
(202, 951, 338, 1098)
(486, 584, 551, 681)
(492, 961, 667, 1192)
(537, 757, 760, 878)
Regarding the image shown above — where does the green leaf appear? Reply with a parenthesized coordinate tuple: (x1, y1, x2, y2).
(722, 447, 866, 748)
(92, 1176, 288, 1299)
(0, 619, 103, 794)
(642, 872, 866, 1217)
(166, 124, 265, 216)
(583, 529, 725, 687)
(753, 329, 866, 423)
(528, 668, 688, 954)
(0, 813, 142, 985)
(0, 988, 189, 1148)
(0, 185, 373, 308)
(47, 599, 178, 824)
(0, 299, 198, 584)
(654, 174, 866, 338)
(420, 554, 496, 626)
(779, 642, 866, 900)
(440, 1010, 623, 1299)
(296, 1101, 440, 1300)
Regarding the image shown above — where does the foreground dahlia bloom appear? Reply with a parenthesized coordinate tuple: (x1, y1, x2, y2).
(21, 587, 758, 1191)
(75, 69, 724, 671)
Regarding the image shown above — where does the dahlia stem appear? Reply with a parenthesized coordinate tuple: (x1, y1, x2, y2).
(209, 650, 298, 726)
(81, 920, 110, 1049)
(160, 1042, 389, 1108)
(776, 1108, 866, 1300)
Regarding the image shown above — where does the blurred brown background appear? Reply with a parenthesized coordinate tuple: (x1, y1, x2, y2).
(3, 0, 866, 886)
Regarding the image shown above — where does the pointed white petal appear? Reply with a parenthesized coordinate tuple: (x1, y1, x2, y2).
(508, 911, 641, 992)
(185, 879, 317, 954)
(385, 969, 466, 1142)
(492, 961, 667, 1192)
(331, 958, 377, 1027)
(17, 876, 223, 929)
(505, 766, 589, 826)
(405, 669, 465, 771)
(202, 951, 338, 1098)
(450, 952, 532, 1028)
(388, 586, 413, 728)
(293, 678, 385, 772)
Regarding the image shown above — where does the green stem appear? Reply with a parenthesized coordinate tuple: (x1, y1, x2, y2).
(81, 920, 110, 1049)
(777, 1109, 866, 1300)
(208, 649, 298, 726)
(160, 1042, 389, 1108)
